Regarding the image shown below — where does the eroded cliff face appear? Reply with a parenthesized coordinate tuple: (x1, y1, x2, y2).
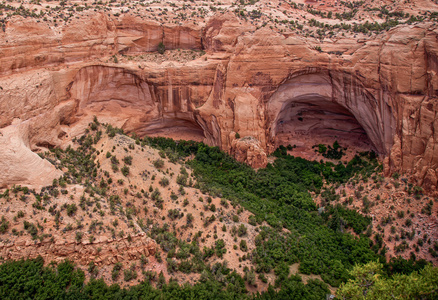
(0, 12, 438, 190)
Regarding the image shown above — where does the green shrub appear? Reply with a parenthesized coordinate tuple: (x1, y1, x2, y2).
(157, 42, 165, 54)
(153, 159, 164, 169)
(0, 216, 9, 233)
(111, 262, 123, 281)
(159, 177, 169, 187)
(123, 156, 133, 165)
(121, 166, 130, 176)
(240, 240, 248, 252)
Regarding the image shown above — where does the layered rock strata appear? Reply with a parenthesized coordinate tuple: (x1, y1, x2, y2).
(0, 12, 437, 189)
(0, 232, 156, 267)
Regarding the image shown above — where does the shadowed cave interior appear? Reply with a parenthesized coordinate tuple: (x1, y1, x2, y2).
(136, 118, 206, 142)
(274, 96, 376, 159)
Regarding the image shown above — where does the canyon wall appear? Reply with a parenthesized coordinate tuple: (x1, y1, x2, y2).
(0, 13, 437, 190)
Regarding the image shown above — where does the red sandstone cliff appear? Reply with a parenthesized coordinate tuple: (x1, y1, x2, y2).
(0, 12, 437, 190)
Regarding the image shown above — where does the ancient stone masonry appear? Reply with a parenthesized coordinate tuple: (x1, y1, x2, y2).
(1, 12, 438, 189)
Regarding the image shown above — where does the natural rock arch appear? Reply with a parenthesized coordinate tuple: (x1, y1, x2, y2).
(266, 71, 395, 155)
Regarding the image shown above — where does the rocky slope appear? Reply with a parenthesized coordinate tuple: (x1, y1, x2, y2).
(0, 0, 437, 192)
(0, 124, 274, 289)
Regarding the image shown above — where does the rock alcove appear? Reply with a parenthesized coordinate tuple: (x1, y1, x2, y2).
(0, 13, 437, 190)
(68, 65, 207, 142)
(267, 72, 395, 157)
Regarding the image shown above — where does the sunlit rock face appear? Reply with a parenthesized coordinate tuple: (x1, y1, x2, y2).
(0, 12, 437, 189)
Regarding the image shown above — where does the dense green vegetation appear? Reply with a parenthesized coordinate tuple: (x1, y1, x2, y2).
(323, 204, 372, 234)
(1, 132, 435, 299)
(143, 136, 428, 288)
(336, 261, 438, 299)
(188, 145, 381, 287)
(0, 257, 329, 299)
(314, 141, 345, 159)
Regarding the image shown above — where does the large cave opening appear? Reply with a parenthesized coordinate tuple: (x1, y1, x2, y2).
(267, 72, 390, 161)
(274, 95, 375, 160)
